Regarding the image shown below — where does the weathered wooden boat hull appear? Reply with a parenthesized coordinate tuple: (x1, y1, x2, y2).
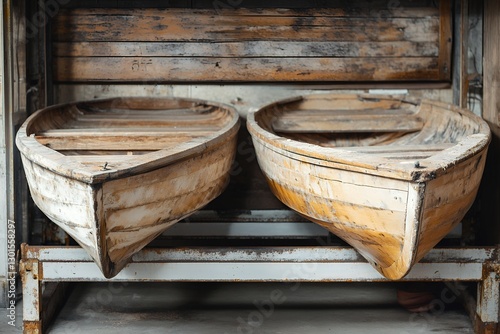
(253, 141, 487, 279)
(247, 94, 490, 280)
(17, 97, 240, 278)
(21, 140, 235, 277)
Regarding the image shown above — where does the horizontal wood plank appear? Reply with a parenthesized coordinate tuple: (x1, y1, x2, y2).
(279, 108, 416, 117)
(286, 96, 408, 111)
(54, 57, 439, 82)
(345, 143, 454, 153)
(57, 7, 440, 18)
(54, 41, 440, 58)
(53, 14, 439, 43)
(61, 150, 151, 156)
(74, 105, 217, 115)
(36, 135, 194, 151)
(272, 114, 425, 133)
(65, 119, 223, 129)
(38, 129, 214, 136)
(273, 108, 425, 133)
(69, 155, 139, 163)
(50, 3, 450, 83)
(74, 113, 221, 122)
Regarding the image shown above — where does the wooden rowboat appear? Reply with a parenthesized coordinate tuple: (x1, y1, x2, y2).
(16, 97, 240, 278)
(247, 94, 490, 280)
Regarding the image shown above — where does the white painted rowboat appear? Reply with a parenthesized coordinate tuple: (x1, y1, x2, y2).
(247, 94, 490, 280)
(16, 97, 240, 278)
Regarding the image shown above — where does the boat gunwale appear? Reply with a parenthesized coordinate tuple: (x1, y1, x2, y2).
(246, 94, 491, 182)
(16, 97, 241, 185)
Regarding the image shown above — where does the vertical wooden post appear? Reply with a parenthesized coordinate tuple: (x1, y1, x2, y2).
(478, 0, 500, 246)
(478, 10, 500, 332)
(484, 1, 500, 128)
(459, 0, 469, 108)
(439, 0, 453, 81)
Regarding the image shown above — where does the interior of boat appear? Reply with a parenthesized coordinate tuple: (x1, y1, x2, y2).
(27, 98, 236, 159)
(255, 95, 485, 162)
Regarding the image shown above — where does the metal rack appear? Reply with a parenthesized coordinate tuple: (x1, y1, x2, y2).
(20, 243, 500, 333)
(16, 210, 500, 333)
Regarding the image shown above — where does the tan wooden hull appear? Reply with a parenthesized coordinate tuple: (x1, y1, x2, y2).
(247, 94, 490, 280)
(17, 97, 240, 278)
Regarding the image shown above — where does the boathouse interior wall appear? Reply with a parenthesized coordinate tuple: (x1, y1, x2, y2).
(31, 0, 462, 245)
(2, 0, 500, 331)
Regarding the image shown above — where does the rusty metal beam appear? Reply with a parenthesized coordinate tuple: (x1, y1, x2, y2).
(20, 244, 500, 333)
(21, 245, 497, 282)
(477, 264, 500, 322)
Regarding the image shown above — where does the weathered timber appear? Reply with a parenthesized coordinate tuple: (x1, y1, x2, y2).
(16, 97, 240, 278)
(271, 108, 425, 133)
(51, 3, 451, 82)
(247, 93, 490, 280)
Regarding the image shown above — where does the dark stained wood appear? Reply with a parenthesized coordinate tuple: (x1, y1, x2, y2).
(478, 0, 500, 246)
(54, 41, 440, 58)
(55, 7, 441, 19)
(438, 0, 453, 80)
(459, 0, 469, 108)
(54, 57, 440, 82)
(484, 0, 500, 129)
(61, 0, 438, 9)
(51, 2, 452, 83)
(53, 11, 439, 42)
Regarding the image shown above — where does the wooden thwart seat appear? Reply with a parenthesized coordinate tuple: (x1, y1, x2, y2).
(272, 109, 424, 133)
(36, 132, 196, 151)
(37, 128, 215, 135)
(35, 125, 215, 151)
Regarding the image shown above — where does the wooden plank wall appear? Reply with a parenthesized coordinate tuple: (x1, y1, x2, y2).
(51, 0, 452, 83)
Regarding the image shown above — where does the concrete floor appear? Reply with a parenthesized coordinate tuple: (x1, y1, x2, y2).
(1, 282, 474, 333)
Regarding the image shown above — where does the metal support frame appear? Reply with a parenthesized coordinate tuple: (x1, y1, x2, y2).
(474, 263, 500, 332)
(20, 259, 41, 333)
(19, 244, 500, 334)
